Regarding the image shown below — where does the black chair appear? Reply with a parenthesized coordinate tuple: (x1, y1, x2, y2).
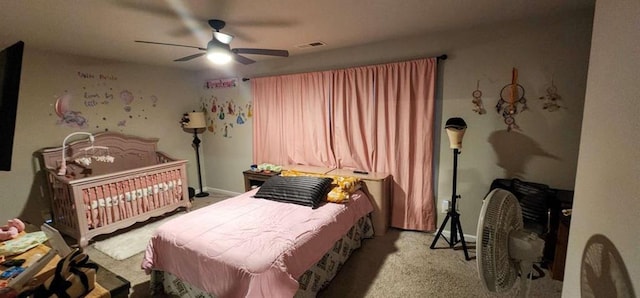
(489, 178, 557, 271)
(489, 178, 553, 235)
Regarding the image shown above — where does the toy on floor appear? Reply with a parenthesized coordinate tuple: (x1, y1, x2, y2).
(0, 219, 25, 241)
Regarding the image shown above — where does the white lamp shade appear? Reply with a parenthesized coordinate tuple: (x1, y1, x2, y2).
(184, 112, 206, 129)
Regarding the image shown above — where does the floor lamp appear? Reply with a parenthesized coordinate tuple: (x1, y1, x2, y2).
(182, 111, 209, 198)
(430, 117, 471, 260)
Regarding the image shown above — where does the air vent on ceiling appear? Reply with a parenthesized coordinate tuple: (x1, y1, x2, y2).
(295, 41, 326, 49)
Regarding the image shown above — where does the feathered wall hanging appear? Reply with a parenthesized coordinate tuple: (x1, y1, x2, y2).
(496, 68, 527, 131)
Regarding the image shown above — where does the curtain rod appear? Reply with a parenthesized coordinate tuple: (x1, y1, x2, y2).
(242, 54, 447, 82)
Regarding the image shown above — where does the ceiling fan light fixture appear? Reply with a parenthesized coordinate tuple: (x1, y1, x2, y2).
(206, 39, 232, 65)
(207, 49, 232, 64)
(213, 31, 233, 44)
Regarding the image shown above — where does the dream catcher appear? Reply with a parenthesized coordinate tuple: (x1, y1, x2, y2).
(539, 80, 564, 111)
(496, 68, 527, 131)
(472, 80, 486, 114)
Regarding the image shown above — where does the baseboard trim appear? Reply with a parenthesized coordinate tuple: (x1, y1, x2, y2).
(202, 187, 241, 197)
(436, 230, 477, 243)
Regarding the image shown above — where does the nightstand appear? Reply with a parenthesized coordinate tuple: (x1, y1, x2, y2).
(242, 170, 279, 191)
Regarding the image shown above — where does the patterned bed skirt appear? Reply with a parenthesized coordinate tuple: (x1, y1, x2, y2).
(150, 214, 374, 297)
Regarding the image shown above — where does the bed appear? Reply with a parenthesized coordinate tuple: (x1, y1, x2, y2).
(37, 132, 191, 247)
(142, 168, 390, 297)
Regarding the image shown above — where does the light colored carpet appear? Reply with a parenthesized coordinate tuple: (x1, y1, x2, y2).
(317, 229, 563, 297)
(85, 192, 564, 297)
(92, 213, 182, 261)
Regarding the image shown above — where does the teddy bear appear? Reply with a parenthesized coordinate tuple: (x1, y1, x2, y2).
(0, 218, 25, 241)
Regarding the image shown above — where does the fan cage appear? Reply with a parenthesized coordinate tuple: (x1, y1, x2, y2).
(478, 188, 523, 293)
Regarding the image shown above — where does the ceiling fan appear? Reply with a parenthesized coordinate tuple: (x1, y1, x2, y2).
(135, 19, 289, 65)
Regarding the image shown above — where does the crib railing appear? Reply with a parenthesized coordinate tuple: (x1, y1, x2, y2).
(46, 159, 190, 247)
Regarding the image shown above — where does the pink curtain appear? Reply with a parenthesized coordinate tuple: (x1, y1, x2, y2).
(330, 58, 437, 231)
(252, 71, 335, 167)
(330, 66, 377, 170)
(372, 58, 437, 231)
(253, 58, 437, 232)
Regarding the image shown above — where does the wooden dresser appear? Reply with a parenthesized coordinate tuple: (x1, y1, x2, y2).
(326, 169, 392, 236)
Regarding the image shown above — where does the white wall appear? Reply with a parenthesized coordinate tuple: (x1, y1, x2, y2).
(198, 10, 594, 235)
(0, 48, 201, 224)
(562, 1, 640, 295)
(197, 80, 254, 193)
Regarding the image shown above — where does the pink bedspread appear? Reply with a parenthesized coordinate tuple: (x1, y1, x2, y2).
(141, 189, 373, 298)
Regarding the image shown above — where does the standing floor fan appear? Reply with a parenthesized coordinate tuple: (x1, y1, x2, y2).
(477, 188, 545, 297)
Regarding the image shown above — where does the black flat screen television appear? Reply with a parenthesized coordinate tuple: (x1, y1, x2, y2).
(0, 41, 24, 171)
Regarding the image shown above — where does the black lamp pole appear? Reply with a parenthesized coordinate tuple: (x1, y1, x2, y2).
(192, 129, 208, 198)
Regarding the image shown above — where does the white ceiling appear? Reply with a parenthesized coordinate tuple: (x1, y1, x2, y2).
(0, 0, 594, 71)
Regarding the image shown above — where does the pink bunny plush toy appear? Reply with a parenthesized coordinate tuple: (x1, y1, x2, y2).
(0, 218, 25, 241)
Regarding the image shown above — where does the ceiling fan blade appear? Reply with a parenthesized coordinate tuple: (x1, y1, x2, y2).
(174, 52, 206, 62)
(232, 53, 255, 65)
(229, 19, 297, 27)
(170, 27, 254, 42)
(135, 40, 206, 51)
(232, 48, 289, 57)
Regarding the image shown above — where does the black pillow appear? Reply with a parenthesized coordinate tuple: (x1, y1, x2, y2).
(253, 175, 333, 208)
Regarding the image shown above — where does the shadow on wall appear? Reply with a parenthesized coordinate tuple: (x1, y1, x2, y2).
(581, 234, 636, 297)
(488, 130, 558, 179)
(18, 152, 53, 227)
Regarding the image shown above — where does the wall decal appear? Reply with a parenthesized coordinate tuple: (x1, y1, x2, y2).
(222, 123, 234, 138)
(54, 93, 88, 128)
(208, 119, 217, 134)
(199, 91, 250, 138)
(205, 78, 237, 89)
(236, 106, 247, 124)
(218, 106, 225, 120)
(120, 90, 134, 113)
(51, 71, 160, 131)
(150, 95, 158, 107)
(200, 97, 218, 135)
(246, 102, 253, 118)
(225, 100, 237, 116)
(209, 96, 218, 113)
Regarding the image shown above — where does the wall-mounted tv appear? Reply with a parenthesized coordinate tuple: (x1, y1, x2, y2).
(0, 41, 24, 171)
